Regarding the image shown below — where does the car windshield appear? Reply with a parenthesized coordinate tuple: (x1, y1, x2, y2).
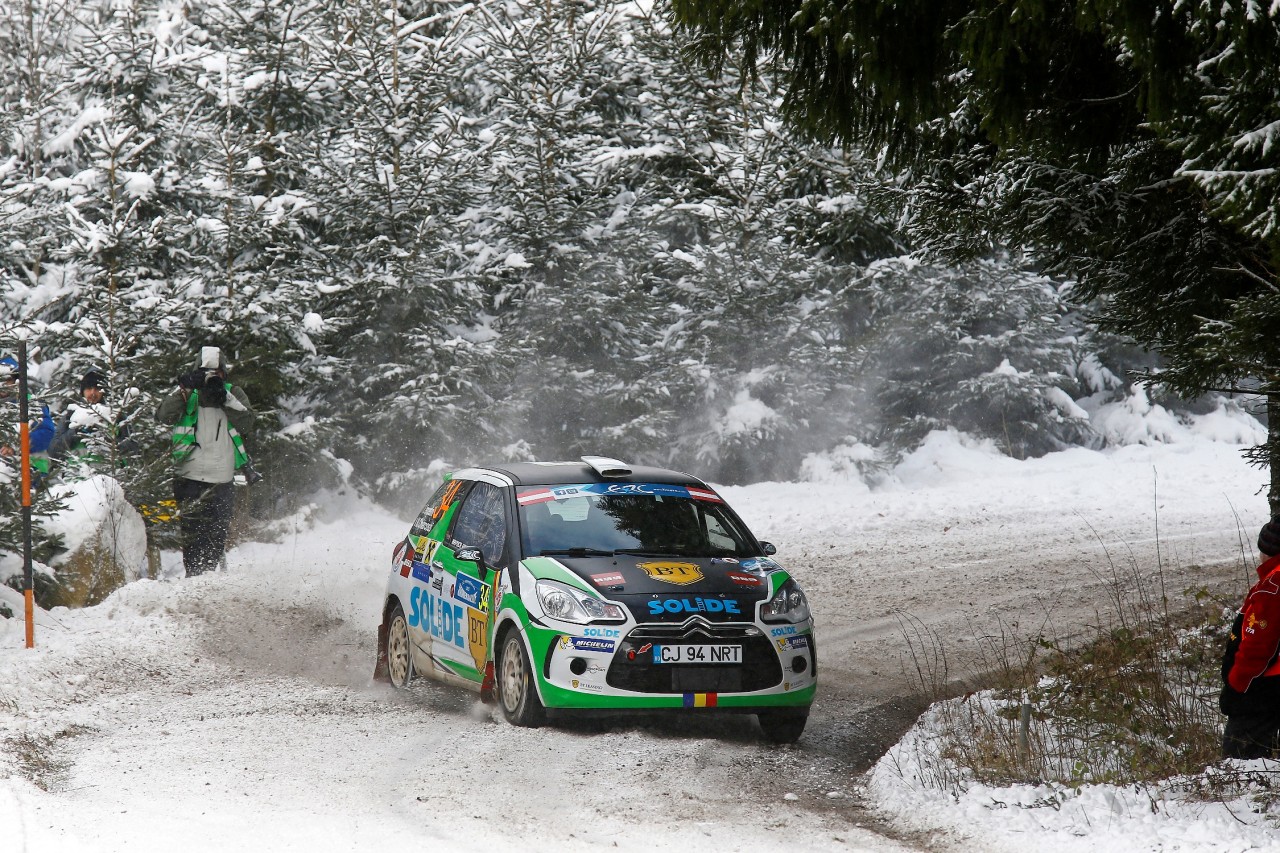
(517, 483, 756, 559)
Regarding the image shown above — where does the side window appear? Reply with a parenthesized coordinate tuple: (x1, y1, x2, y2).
(705, 512, 736, 552)
(450, 482, 509, 567)
(411, 479, 466, 537)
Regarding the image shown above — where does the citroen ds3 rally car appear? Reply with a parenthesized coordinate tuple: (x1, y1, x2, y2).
(373, 456, 815, 742)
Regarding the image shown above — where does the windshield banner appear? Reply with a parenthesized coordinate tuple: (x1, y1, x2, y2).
(517, 482, 722, 505)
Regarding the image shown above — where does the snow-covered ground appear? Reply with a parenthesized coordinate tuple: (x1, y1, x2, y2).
(2, 429, 1278, 852)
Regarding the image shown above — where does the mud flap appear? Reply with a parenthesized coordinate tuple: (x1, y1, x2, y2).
(372, 619, 390, 682)
(480, 661, 496, 704)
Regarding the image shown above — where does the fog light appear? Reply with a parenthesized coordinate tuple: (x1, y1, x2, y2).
(791, 656, 807, 674)
(569, 657, 587, 675)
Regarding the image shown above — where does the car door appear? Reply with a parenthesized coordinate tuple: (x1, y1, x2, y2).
(440, 480, 510, 682)
(403, 477, 469, 677)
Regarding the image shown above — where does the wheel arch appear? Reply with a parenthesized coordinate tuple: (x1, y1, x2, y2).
(493, 615, 548, 706)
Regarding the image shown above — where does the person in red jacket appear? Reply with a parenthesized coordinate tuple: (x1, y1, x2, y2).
(1220, 516, 1280, 759)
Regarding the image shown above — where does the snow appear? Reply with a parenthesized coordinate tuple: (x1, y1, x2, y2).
(2, 433, 1278, 851)
(44, 474, 148, 582)
(869, 726, 1275, 852)
(43, 107, 109, 156)
(718, 388, 776, 437)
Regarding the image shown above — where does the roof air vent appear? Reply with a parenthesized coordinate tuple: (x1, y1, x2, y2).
(581, 455, 632, 477)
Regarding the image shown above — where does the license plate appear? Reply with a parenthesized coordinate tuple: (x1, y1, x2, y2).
(652, 644, 741, 665)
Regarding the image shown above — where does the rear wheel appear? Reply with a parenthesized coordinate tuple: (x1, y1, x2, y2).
(386, 603, 413, 689)
(757, 710, 808, 744)
(498, 630, 545, 727)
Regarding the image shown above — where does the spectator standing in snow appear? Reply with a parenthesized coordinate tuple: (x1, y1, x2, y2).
(49, 369, 129, 471)
(155, 346, 254, 577)
(0, 354, 56, 483)
(1220, 516, 1280, 759)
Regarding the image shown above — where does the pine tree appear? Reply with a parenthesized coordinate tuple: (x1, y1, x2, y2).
(672, 0, 1280, 507)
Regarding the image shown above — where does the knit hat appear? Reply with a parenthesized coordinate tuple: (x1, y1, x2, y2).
(80, 369, 107, 394)
(1258, 517, 1280, 557)
(0, 356, 16, 378)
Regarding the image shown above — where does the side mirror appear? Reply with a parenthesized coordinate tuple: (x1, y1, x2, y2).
(455, 545, 490, 577)
(760, 541, 777, 556)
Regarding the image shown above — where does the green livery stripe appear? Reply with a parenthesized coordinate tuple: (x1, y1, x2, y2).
(520, 556, 593, 590)
(536, 681, 815, 710)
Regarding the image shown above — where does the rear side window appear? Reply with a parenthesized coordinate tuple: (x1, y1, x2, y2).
(450, 482, 509, 567)
(411, 479, 466, 537)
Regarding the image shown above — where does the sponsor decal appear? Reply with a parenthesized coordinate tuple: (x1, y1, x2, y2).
(712, 557, 740, 564)
(726, 571, 761, 587)
(424, 539, 441, 563)
(408, 586, 467, 650)
(1246, 613, 1269, 633)
(769, 625, 798, 637)
(453, 572, 490, 611)
(410, 560, 432, 584)
(637, 561, 703, 586)
(433, 479, 464, 523)
(590, 571, 626, 587)
(519, 483, 723, 504)
(571, 679, 604, 693)
(582, 627, 620, 638)
(466, 607, 488, 672)
(739, 558, 780, 572)
(647, 597, 741, 616)
(432, 570, 444, 593)
(558, 636, 616, 654)
(683, 692, 718, 708)
(776, 636, 809, 652)
(397, 542, 417, 578)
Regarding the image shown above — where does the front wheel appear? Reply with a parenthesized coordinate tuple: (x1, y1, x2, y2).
(386, 603, 413, 689)
(498, 630, 545, 727)
(757, 710, 808, 744)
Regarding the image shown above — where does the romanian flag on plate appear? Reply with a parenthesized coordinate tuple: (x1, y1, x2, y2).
(683, 692, 718, 708)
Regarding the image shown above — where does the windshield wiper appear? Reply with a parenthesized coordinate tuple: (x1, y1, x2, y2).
(538, 548, 615, 558)
(613, 547, 699, 557)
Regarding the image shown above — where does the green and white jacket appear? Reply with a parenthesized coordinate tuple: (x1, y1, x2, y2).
(156, 383, 253, 484)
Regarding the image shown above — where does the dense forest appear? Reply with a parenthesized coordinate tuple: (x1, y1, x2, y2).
(0, 0, 1255, 583)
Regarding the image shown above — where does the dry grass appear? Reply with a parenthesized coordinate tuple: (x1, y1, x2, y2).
(897, 538, 1276, 799)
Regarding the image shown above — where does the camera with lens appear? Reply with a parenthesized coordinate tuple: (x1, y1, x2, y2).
(179, 368, 227, 406)
(178, 368, 206, 390)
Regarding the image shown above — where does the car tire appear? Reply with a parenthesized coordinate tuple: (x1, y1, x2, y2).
(757, 710, 808, 744)
(498, 629, 545, 727)
(386, 602, 413, 690)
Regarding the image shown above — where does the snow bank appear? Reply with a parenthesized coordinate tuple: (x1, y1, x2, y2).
(866, 699, 1280, 853)
(46, 474, 148, 582)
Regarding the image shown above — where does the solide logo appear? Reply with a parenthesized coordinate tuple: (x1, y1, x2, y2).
(636, 561, 703, 585)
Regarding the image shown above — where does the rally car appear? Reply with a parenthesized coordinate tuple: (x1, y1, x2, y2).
(373, 456, 816, 742)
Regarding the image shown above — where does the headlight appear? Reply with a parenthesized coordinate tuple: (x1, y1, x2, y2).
(535, 579, 625, 624)
(761, 579, 811, 624)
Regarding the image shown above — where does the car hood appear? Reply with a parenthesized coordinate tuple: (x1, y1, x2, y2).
(535, 554, 780, 623)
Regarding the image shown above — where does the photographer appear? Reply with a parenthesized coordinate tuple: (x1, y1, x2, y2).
(155, 346, 254, 577)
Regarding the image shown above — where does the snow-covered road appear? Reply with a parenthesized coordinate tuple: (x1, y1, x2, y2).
(0, 434, 1271, 852)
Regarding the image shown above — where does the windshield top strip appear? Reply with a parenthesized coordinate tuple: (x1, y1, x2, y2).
(516, 482, 722, 503)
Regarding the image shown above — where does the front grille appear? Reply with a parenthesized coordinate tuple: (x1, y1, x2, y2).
(606, 618, 781, 694)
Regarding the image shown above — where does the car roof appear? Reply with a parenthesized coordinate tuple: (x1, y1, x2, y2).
(471, 460, 708, 488)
